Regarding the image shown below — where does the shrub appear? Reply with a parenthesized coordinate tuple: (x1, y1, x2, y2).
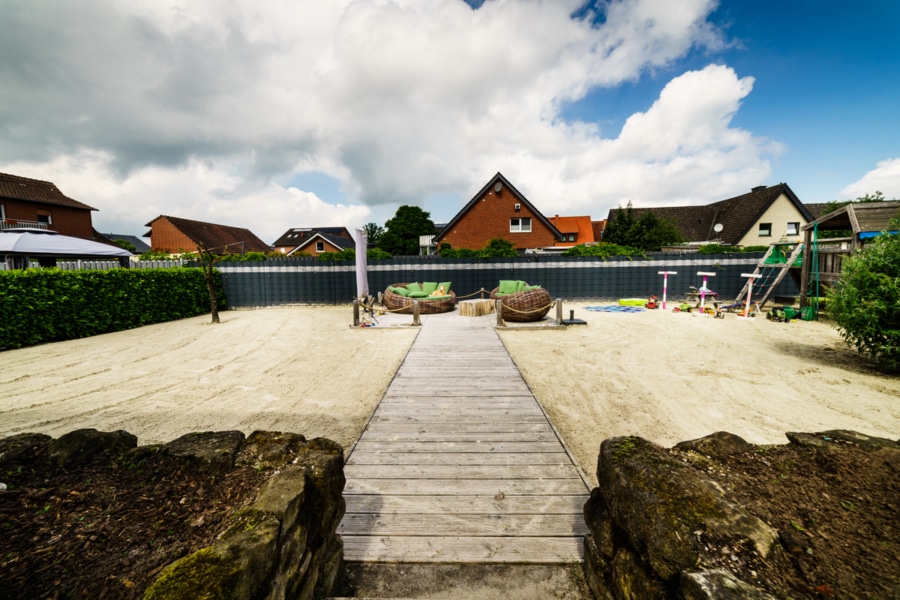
(697, 244, 770, 254)
(0, 268, 223, 350)
(827, 225, 900, 372)
(561, 243, 646, 259)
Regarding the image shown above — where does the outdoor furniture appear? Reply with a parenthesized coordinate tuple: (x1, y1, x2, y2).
(383, 282, 457, 314)
(458, 298, 495, 317)
(490, 281, 553, 322)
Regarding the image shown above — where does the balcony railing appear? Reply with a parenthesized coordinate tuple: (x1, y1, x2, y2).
(1, 220, 51, 231)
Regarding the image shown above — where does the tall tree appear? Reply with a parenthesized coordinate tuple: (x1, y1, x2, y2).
(362, 222, 384, 246)
(378, 205, 435, 256)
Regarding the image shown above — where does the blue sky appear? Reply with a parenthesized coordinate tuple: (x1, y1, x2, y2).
(1, 0, 898, 242)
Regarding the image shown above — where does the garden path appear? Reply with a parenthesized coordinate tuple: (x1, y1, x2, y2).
(339, 313, 590, 563)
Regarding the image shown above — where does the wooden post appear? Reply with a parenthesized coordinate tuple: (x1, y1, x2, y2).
(800, 228, 812, 308)
(412, 301, 421, 326)
(353, 298, 360, 327)
(556, 299, 563, 325)
(496, 300, 504, 327)
(739, 274, 758, 319)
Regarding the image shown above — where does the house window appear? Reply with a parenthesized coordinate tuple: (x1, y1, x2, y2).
(0, 204, 5, 221)
(786, 222, 800, 236)
(37, 210, 52, 225)
(758, 222, 772, 237)
(315, 241, 324, 253)
(510, 217, 532, 233)
(567, 234, 576, 242)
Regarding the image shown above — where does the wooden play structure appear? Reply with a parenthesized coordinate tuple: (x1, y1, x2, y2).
(734, 201, 900, 313)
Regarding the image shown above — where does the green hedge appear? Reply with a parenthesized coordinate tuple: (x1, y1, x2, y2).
(0, 268, 223, 350)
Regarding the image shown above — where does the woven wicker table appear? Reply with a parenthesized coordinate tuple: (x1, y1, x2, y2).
(458, 299, 495, 317)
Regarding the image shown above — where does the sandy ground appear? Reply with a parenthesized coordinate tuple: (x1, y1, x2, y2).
(0, 307, 417, 448)
(2, 305, 898, 488)
(499, 305, 900, 486)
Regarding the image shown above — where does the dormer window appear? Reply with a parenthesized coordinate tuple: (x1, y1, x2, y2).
(510, 217, 532, 233)
(316, 241, 324, 252)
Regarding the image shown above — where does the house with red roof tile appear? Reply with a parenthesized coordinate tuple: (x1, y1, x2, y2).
(0, 172, 97, 240)
(144, 215, 269, 255)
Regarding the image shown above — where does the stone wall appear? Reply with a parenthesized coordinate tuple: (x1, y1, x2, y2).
(581, 430, 898, 599)
(583, 432, 779, 599)
(0, 428, 345, 600)
(143, 430, 345, 600)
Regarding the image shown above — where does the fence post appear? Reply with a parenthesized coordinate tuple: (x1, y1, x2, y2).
(496, 300, 503, 327)
(353, 298, 360, 327)
(412, 301, 421, 326)
(556, 299, 563, 325)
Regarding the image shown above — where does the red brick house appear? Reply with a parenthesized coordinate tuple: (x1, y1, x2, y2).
(272, 226, 353, 255)
(144, 215, 269, 255)
(434, 173, 563, 252)
(0, 172, 97, 239)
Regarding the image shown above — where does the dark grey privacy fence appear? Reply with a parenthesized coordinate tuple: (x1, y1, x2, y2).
(215, 253, 800, 308)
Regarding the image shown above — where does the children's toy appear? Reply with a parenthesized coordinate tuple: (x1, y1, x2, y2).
(657, 271, 677, 309)
(645, 295, 659, 309)
(696, 271, 717, 314)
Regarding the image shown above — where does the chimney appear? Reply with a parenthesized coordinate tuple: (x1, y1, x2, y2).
(751, 185, 766, 192)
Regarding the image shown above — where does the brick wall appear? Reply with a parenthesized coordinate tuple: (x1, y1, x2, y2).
(1, 200, 94, 239)
(149, 218, 197, 253)
(438, 188, 558, 250)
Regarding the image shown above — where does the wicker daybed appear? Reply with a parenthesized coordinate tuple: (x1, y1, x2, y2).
(383, 282, 457, 314)
(490, 284, 553, 322)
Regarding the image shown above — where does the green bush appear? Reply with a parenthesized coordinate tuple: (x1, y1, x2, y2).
(697, 244, 770, 254)
(0, 268, 223, 350)
(439, 238, 518, 259)
(827, 227, 900, 372)
(561, 243, 646, 259)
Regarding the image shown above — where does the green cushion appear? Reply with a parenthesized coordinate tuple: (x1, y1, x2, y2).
(408, 291, 429, 298)
(516, 280, 528, 292)
(391, 286, 410, 297)
(421, 282, 438, 295)
(523, 285, 542, 291)
(498, 280, 519, 295)
(406, 282, 422, 293)
(424, 295, 450, 301)
(438, 281, 452, 294)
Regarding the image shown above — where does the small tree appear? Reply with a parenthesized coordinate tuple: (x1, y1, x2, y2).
(196, 243, 222, 323)
(827, 216, 900, 372)
(378, 206, 435, 256)
(478, 238, 518, 258)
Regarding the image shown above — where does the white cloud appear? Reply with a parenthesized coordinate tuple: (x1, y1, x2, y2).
(840, 158, 900, 200)
(2, 153, 370, 243)
(1, 0, 782, 240)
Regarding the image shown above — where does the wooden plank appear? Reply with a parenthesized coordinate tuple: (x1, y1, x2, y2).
(341, 535, 584, 563)
(339, 513, 589, 537)
(370, 414, 549, 424)
(344, 478, 588, 495)
(358, 431, 559, 443)
(361, 422, 554, 434)
(344, 494, 588, 515)
(350, 441, 563, 453)
(344, 463, 580, 480)
(374, 405, 543, 415)
(347, 452, 569, 466)
(378, 398, 540, 407)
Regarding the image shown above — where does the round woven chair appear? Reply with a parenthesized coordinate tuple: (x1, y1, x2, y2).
(489, 286, 553, 322)
(383, 283, 457, 314)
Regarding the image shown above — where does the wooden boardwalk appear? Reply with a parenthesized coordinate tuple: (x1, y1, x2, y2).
(339, 314, 590, 563)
